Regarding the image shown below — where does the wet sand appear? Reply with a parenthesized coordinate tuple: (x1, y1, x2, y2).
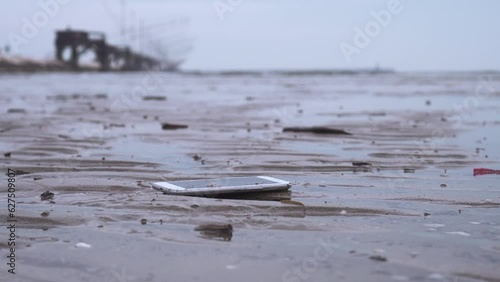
(0, 71, 499, 281)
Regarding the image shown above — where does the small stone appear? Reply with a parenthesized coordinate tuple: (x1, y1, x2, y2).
(369, 254, 387, 262)
(352, 162, 371, 166)
(425, 223, 445, 228)
(76, 242, 92, 248)
(161, 122, 188, 130)
(7, 108, 26, 114)
(140, 218, 147, 225)
(40, 191, 55, 201)
(446, 231, 471, 237)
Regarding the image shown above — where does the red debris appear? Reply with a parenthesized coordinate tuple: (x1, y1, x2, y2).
(474, 168, 500, 176)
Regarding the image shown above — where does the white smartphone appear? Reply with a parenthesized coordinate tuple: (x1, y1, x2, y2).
(151, 176, 291, 196)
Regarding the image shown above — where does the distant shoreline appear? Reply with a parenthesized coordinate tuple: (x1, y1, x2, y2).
(0, 55, 93, 73)
(0, 57, 395, 75)
(2, 55, 498, 75)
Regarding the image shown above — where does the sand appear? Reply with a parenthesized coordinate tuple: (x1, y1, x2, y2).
(0, 71, 499, 281)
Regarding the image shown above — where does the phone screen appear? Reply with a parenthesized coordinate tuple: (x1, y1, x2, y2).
(169, 177, 279, 189)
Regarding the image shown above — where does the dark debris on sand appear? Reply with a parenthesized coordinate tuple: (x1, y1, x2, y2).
(143, 96, 167, 101)
(352, 162, 371, 166)
(369, 254, 387, 262)
(283, 126, 351, 135)
(40, 191, 55, 201)
(161, 123, 188, 130)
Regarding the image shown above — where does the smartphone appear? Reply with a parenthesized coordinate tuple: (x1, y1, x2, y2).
(151, 176, 291, 196)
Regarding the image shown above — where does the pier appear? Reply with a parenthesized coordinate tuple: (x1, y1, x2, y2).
(55, 29, 170, 71)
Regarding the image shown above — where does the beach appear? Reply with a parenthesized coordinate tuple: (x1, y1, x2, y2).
(0, 71, 499, 282)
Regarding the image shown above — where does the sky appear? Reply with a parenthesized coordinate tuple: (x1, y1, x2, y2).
(1, 0, 499, 71)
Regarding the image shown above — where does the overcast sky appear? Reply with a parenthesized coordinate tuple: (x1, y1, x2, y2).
(1, 0, 499, 71)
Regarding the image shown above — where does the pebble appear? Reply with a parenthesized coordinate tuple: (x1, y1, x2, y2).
(446, 231, 471, 237)
(369, 254, 387, 262)
(76, 242, 92, 248)
(40, 191, 55, 201)
(424, 223, 445, 228)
